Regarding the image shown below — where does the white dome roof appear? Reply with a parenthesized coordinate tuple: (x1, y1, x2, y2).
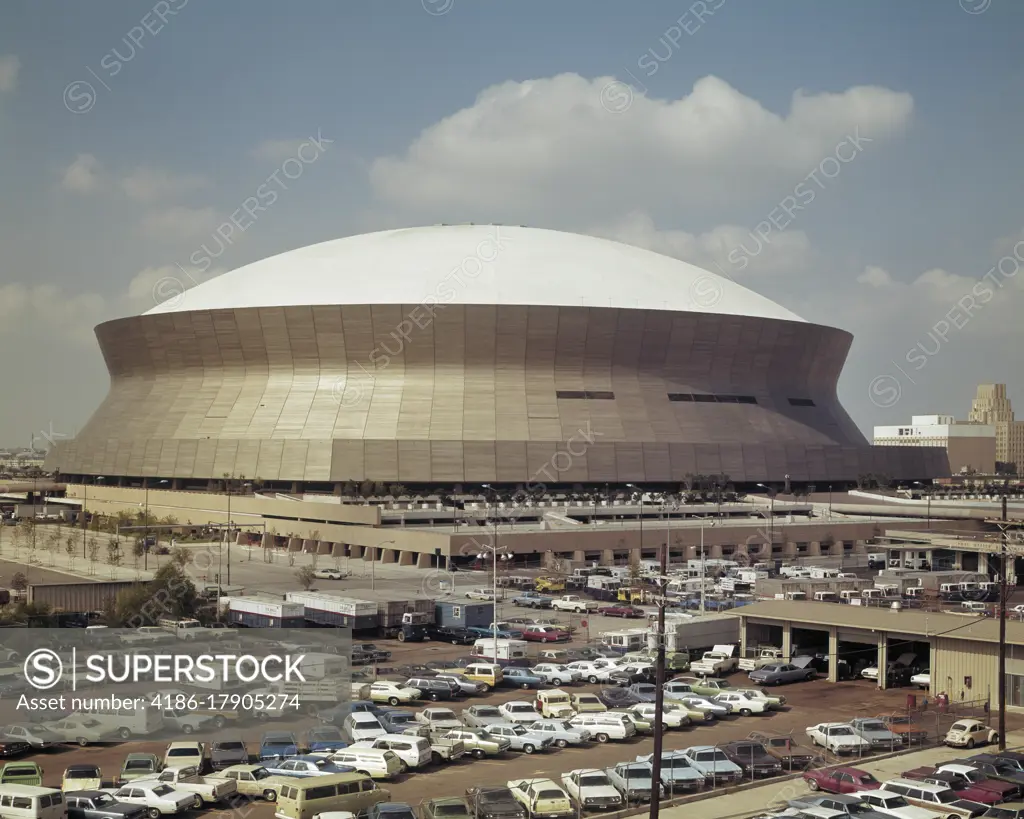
(146, 225, 805, 322)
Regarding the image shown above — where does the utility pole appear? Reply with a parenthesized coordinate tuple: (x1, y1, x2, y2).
(650, 535, 668, 819)
(998, 496, 1008, 750)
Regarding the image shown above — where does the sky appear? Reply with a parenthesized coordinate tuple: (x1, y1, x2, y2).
(1, 0, 1023, 450)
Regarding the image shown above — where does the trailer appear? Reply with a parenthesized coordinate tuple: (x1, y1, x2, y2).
(435, 600, 494, 629)
(653, 613, 740, 655)
(221, 596, 305, 628)
(284, 591, 379, 629)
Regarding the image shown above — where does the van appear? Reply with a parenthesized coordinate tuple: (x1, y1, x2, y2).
(348, 735, 431, 771)
(0, 785, 66, 819)
(273, 773, 390, 819)
(567, 713, 636, 743)
(458, 664, 503, 691)
(326, 749, 402, 780)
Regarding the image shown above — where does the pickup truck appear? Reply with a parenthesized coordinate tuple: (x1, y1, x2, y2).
(690, 645, 739, 677)
(738, 647, 785, 672)
(511, 592, 553, 609)
(139, 766, 238, 809)
(550, 596, 598, 613)
(402, 726, 466, 765)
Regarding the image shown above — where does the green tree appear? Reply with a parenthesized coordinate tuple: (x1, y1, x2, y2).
(112, 561, 199, 627)
(65, 533, 78, 570)
(106, 536, 123, 578)
(295, 565, 317, 590)
(10, 572, 27, 591)
(87, 536, 101, 574)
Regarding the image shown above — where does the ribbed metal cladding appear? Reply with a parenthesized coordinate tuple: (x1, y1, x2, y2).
(53, 305, 949, 483)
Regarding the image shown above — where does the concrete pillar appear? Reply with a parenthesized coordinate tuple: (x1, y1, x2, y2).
(808, 541, 821, 557)
(628, 549, 642, 566)
(877, 637, 888, 691)
(781, 621, 793, 663)
(600, 549, 614, 566)
(316, 540, 331, 555)
(417, 552, 432, 568)
(740, 621, 748, 656)
(235, 532, 246, 546)
(288, 537, 303, 552)
(350, 545, 363, 559)
(399, 551, 415, 566)
(953, 552, 963, 570)
(827, 627, 839, 683)
(261, 532, 273, 549)
(573, 550, 586, 564)
(784, 542, 797, 559)
(301, 539, 315, 553)
(331, 542, 345, 557)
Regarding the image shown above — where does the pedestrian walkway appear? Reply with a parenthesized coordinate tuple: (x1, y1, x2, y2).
(638, 730, 1024, 819)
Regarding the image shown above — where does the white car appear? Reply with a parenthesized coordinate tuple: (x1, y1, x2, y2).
(733, 688, 786, 709)
(507, 778, 574, 818)
(805, 723, 872, 756)
(714, 692, 768, 716)
(498, 701, 541, 726)
(567, 660, 621, 684)
(944, 718, 999, 748)
(415, 707, 463, 731)
(369, 681, 421, 706)
(532, 664, 583, 686)
(467, 588, 496, 601)
(910, 671, 930, 689)
(108, 783, 196, 817)
(855, 789, 940, 818)
(341, 713, 387, 743)
(313, 568, 347, 579)
(561, 769, 624, 812)
(626, 703, 689, 729)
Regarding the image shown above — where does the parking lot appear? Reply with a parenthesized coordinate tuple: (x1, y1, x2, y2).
(14, 631, 1014, 817)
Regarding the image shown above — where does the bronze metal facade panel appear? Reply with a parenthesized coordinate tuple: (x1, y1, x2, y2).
(58, 305, 950, 484)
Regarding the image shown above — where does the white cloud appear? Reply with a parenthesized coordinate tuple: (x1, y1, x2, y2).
(0, 283, 106, 342)
(856, 265, 893, 288)
(369, 73, 913, 222)
(61, 154, 102, 194)
(590, 212, 813, 276)
(120, 167, 207, 202)
(0, 55, 19, 93)
(124, 264, 225, 313)
(141, 206, 219, 240)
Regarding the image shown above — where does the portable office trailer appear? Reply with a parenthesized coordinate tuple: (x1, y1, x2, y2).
(655, 613, 740, 655)
(349, 591, 435, 629)
(284, 591, 379, 629)
(222, 596, 306, 628)
(435, 600, 494, 629)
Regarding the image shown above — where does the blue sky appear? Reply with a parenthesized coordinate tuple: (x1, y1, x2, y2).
(1, 0, 1022, 447)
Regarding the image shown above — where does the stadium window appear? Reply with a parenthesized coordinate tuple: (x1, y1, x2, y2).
(668, 393, 757, 404)
(691, 394, 717, 403)
(788, 398, 816, 407)
(667, 393, 694, 402)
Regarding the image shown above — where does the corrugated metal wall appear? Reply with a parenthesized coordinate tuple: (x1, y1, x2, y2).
(932, 636, 998, 703)
(28, 581, 137, 612)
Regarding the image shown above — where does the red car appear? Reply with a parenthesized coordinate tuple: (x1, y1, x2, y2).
(597, 605, 645, 618)
(803, 766, 881, 794)
(521, 625, 570, 643)
(902, 765, 1011, 804)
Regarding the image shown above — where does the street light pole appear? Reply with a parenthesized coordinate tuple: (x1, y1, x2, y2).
(650, 536, 668, 819)
(371, 539, 395, 591)
(700, 521, 706, 616)
(999, 497, 1008, 750)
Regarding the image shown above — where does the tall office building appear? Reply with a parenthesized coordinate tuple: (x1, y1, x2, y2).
(969, 384, 1024, 472)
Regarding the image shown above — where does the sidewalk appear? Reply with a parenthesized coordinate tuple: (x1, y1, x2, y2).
(641, 730, 1024, 819)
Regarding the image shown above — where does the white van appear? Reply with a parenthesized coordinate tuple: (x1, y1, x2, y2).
(567, 713, 636, 743)
(0, 785, 66, 819)
(325, 749, 402, 780)
(347, 735, 431, 771)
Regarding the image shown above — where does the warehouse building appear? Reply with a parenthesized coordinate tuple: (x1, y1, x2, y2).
(736, 600, 1024, 709)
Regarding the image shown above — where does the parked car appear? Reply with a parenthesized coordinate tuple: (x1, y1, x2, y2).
(421, 797, 472, 819)
(855, 788, 942, 818)
(108, 782, 196, 818)
(714, 692, 769, 716)
(746, 732, 818, 771)
(911, 670, 931, 689)
(522, 625, 571, 643)
(720, 741, 784, 778)
(465, 787, 527, 819)
(605, 763, 664, 803)
(569, 694, 607, 714)
(63, 765, 104, 791)
(624, 683, 659, 703)
(529, 720, 591, 748)
(313, 568, 346, 579)
(305, 727, 346, 753)
(804, 766, 881, 794)
(501, 668, 545, 690)
(1, 723, 60, 748)
(807, 723, 872, 756)
(511, 592, 554, 609)
(946, 720, 1000, 749)
(532, 664, 582, 686)
(928, 764, 1020, 801)
(0, 761, 43, 786)
(464, 705, 505, 729)
(378, 711, 416, 735)
(432, 673, 485, 696)
(51, 717, 119, 746)
(788, 793, 890, 818)
(341, 714, 387, 744)
(748, 663, 816, 686)
(597, 688, 641, 709)
(258, 732, 298, 761)
(507, 778, 574, 818)
(626, 703, 688, 730)
(677, 695, 730, 719)
(262, 755, 355, 778)
(205, 764, 290, 801)
(467, 589, 496, 601)
(439, 727, 510, 759)
(903, 766, 1006, 805)
(355, 644, 392, 662)
(952, 758, 1024, 792)
(874, 714, 930, 745)
(679, 746, 743, 786)
(428, 626, 478, 645)
(370, 682, 422, 707)
(484, 723, 553, 754)
(607, 664, 655, 687)
(560, 769, 624, 811)
(416, 708, 464, 731)
(209, 740, 249, 771)
(367, 803, 417, 819)
(596, 605, 645, 618)
(850, 717, 904, 751)
(406, 678, 460, 702)
(876, 777, 990, 819)
(118, 755, 162, 786)
(498, 702, 541, 726)
(634, 753, 705, 793)
(65, 791, 146, 819)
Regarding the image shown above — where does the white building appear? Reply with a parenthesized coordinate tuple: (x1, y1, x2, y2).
(873, 415, 996, 474)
